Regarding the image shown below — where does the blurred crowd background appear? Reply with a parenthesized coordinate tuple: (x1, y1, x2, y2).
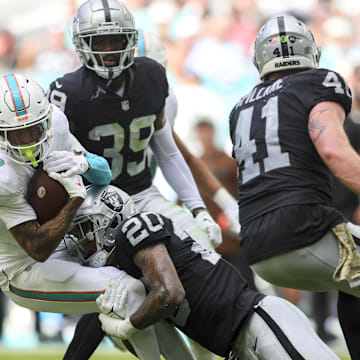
(1, 0, 360, 355)
(2, 0, 360, 149)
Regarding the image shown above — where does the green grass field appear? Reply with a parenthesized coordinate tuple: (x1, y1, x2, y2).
(0, 348, 132, 360)
(0, 348, 351, 360)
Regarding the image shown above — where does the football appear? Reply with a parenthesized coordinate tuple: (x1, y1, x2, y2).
(27, 167, 69, 224)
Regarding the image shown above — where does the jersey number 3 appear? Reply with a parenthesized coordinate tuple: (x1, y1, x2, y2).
(234, 96, 290, 183)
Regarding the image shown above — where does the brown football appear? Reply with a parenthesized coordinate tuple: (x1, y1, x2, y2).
(27, 167, 69, 224)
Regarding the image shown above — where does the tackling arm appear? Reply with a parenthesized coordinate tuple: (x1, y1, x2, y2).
(309, 101, 360, 194)
(98, 242, 185, 339)
(130, 243, 185, 329)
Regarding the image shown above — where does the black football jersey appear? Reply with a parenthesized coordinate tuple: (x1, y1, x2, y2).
(229, 68, 352, 225)
(47, 57, 168, 195)
(115, 212, 264, 356)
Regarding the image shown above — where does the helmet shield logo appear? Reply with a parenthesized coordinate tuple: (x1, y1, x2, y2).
(101, 190, 123, 212)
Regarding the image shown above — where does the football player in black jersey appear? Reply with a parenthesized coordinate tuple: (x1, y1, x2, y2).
(63, 184, 339, 360)
(47, 0, 222, 255)
(229, 14, 360, 358)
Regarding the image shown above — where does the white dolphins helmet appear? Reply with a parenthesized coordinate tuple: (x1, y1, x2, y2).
(136, 29, 167, 67)
(65, 184, 137, 267)
(253, 15, 320, 80)
(72, 0, 138, 79)
(0, 73, 53, 167)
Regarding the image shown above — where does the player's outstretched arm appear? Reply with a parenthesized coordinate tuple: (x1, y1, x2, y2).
(309, 101, 360, 194)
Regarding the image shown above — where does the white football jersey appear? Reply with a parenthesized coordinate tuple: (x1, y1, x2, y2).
(0, 105, 86, 280)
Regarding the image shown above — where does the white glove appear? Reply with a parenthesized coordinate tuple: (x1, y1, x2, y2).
(48, 172, 86, 199)
(96, 279, 128, 319)
(194, 210, 222, 248)
(43, 150, 89, 177)
(99, 314, 138, 340)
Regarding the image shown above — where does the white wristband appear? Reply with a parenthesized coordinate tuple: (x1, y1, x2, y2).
(212, 187, 236, 210)
(118, 317, 138, 339)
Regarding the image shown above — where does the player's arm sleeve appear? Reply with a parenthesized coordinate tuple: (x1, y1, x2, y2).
(149, 121, 205, 211)
(165, 87, 178, 129)
(84, 152, 112, 185)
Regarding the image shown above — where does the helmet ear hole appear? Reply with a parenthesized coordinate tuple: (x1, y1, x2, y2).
(110, 215, 120, 229)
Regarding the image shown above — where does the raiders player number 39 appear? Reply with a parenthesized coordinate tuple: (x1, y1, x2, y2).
(47, 0, 222, 254)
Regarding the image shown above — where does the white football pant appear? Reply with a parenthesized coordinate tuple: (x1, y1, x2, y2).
(233, 296, 339, 359)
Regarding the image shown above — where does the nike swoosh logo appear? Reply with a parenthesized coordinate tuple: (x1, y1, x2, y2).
(55, 81, 63, 89)
(253, 337, 258, 352)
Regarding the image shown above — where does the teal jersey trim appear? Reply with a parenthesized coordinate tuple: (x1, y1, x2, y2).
(10, 284, 104, 302)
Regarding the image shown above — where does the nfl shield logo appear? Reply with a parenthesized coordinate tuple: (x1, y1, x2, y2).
(121, 100, 130, 111)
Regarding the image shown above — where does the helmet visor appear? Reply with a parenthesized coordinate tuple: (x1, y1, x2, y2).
(7, 123, 45, 147)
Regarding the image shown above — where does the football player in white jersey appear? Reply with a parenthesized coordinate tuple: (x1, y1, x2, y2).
(0, 73, 194, 360)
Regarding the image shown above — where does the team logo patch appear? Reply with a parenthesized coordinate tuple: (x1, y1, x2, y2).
(101, 191, 123, 212)
(91, 86, 106, 100)
(37, 185, 46, 199)
(121, 100, 130, 111)
(0, 159, 4, 167)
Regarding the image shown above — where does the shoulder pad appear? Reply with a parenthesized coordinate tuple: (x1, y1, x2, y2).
(295, 68, 352, 115)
